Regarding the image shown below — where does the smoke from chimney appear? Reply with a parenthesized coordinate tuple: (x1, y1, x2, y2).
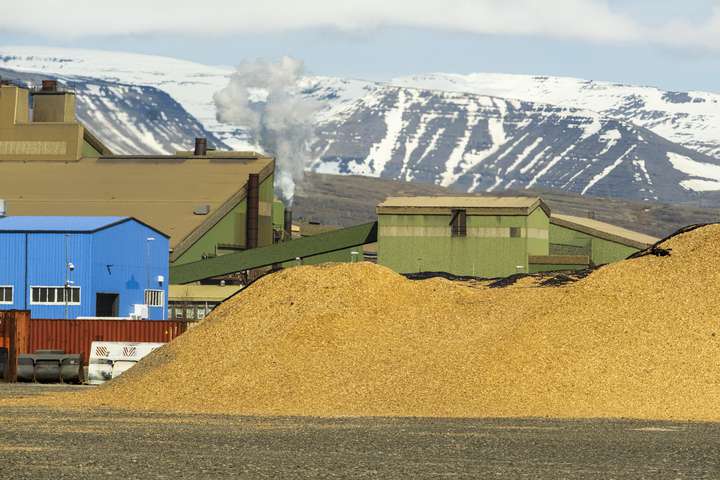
(213, 57, 319, 206)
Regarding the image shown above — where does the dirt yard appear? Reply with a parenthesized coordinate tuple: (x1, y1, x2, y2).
(2, 384, 719, 479)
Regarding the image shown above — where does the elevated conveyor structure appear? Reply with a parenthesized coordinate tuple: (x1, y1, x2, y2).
(170, 222, 378, 284)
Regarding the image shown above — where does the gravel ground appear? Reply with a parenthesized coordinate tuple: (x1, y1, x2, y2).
(1, 384, 720, 479)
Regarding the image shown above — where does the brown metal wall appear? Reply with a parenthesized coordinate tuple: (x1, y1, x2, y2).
(28, 319, 187, 365)
(0, 314, 6, 349)
(1, 311, 30, 382)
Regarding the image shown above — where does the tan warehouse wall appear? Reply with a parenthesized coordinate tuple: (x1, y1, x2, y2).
(0, 85, 84, 161)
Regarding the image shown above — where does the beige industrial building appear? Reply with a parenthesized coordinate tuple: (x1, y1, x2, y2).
(0, 81, 277, 267)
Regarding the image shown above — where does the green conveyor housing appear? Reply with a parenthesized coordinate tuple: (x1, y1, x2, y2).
(170, 222, 378, 284)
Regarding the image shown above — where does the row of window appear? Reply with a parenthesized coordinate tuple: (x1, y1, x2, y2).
(31, 286, 81, 305)
(450, 209, 523, 238)
(169, 302, 219, 321)
(0, 286, 164, 307)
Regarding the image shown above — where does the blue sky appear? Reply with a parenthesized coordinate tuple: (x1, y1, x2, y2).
(1, 0, 719, 92)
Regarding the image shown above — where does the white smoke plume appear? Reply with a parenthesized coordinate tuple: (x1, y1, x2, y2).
(214, 57, 320, 206)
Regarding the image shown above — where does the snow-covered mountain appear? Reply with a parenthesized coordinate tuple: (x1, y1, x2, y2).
(0, 65, 227, 155)
(0, 46, 248, 149)
(3, 47, 720, 205)
(311, 86, 720, 203)
(392, 73, 720, 160)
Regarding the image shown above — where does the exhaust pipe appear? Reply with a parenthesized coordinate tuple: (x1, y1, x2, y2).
(194, 137, 208, 156)
(246, 173, 259, 249)
(41, 79, 57, 92)
(283, 210, 292, 241)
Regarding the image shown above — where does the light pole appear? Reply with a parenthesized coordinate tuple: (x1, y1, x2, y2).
(146, 237, 155, 318)
(64, 234, 74, 321)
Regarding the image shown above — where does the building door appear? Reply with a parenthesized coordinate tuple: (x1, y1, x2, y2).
(96, 293, 119, 317)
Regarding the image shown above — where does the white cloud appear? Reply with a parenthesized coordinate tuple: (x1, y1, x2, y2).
(2, 0, 719, 52)
(0, 0, 640, 40)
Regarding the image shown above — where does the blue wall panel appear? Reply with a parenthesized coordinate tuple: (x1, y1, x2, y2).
(0, 218, 169, 320)
(92, 220, 169, 320)
(0, 233, 26, 310)
(25, 233, 93, 319)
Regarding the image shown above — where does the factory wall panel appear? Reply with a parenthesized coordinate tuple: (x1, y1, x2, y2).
(25, 233, 93, 319)
(174, 174, 276, 265)
(529, 263, 589, 274)
(0, 233, 26, 310)
(549, 224, 638, 265)
(526, 207, 550, 257)
(591, 237, 637, 265)
(378, 211, 545, 278)
(92, 221, 169, 320)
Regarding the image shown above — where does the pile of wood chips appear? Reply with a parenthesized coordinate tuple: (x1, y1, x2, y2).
(66, 225, 720, 420)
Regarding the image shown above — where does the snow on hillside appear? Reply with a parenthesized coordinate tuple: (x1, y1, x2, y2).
(311, 85, 720, 203)
(4, 46, 720, 204)
(392, 73, 720, 159)
(0, 46, 251, 149)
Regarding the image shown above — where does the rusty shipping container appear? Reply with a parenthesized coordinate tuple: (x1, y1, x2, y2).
(28, 319, 187, 366)
(1, 311, 31, 382)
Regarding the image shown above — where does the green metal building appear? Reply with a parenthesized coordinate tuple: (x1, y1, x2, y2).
(377, 196, 658, 278)
(377, 197, 552, 277)
(543, 213, 658, 270)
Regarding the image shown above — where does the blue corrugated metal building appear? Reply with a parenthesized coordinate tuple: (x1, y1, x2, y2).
(0, 217, 169, 320)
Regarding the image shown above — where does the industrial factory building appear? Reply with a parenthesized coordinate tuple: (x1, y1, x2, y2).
(0, 216, 169, 320)
(548, 214, 658, 266)
(376, 197, 658, 277)
(0, 82, 278, 268)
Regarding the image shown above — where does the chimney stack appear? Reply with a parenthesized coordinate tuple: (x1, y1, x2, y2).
(194, 137, 208, 156)
(283, 210, 293, 241)
(41, 79, 57, 92)
(32, 81, 76, 123)
(246, 173, 260, 249)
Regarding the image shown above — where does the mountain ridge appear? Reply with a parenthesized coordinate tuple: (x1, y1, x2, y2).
(3, 46, 720, 205)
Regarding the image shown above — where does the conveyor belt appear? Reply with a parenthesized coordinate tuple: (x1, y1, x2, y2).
(170, 222, 378, 284)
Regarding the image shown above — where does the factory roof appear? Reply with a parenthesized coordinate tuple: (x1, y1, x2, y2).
(169, 284, 244, 302)
(0, 216, 168, 236)
(550, 213, 659, 249)
(377, 196, 550, 216)
(0, 153, 274, 260)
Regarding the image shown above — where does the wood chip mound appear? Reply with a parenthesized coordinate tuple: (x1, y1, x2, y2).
(66, 225, 720, 420)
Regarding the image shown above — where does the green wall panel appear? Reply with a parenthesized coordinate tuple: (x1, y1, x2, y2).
(549, 223, 639, 266)
(173, 174, 275, 265)
(378, 208, 549, 278)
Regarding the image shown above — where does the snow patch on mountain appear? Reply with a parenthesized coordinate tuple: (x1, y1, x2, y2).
(392, 72, 720, 159)
(667, 152, 720, 191)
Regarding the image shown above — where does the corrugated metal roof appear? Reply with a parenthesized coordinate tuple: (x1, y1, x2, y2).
(550, 214, 659, 249)
(0, 216, 128, 232)
(378, 196, 542, 208)
(377, 196, 550, 216)
(0, 155, 274, 256)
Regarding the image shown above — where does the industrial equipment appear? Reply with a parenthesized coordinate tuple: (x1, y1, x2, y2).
(87, 341, 164, 385)
(15, 350, 83, 383)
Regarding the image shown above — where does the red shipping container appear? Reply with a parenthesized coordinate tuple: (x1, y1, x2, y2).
(28, 319, 187, 365)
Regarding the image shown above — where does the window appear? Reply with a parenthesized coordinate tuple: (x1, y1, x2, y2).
(510, 227, 522, 238)
(450, 209, 467, 237)
(0, 286, 13, 304)
(30, 286, 80, 305)
(144, 289, 165, 307)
